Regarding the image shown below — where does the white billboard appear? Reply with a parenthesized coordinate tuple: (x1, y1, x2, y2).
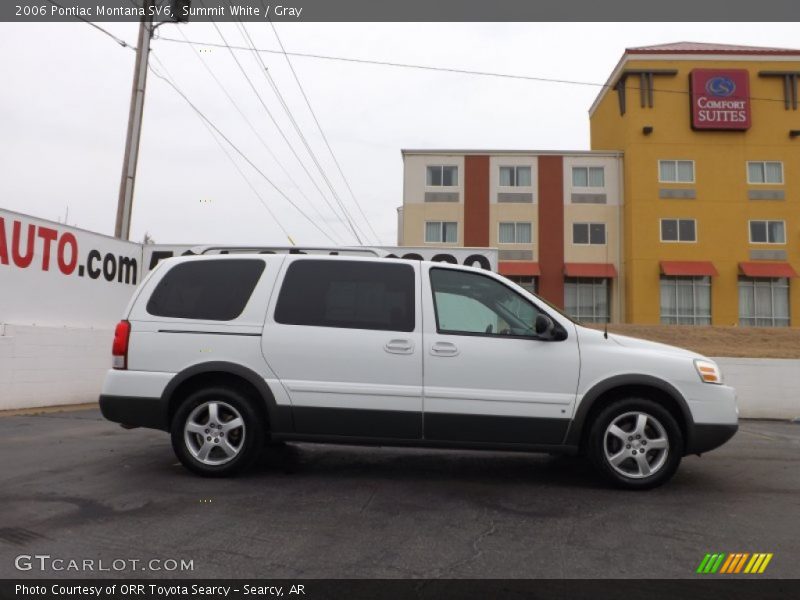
(0, 208, 142, 328)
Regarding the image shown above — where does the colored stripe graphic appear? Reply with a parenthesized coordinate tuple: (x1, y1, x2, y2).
(758, 554, 773, 573)
(696, 554, 712, 573)
(744, 554, 760, 573)
(719, 554, 736, 573)
(722, 553, 739, 574)
(698, 552, 773, 574)
(697, 553, 726, 573)
(735, 553, 749, 573)
(710, 553, 726, 573)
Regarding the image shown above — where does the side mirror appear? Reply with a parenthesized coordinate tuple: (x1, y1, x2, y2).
(535, 314, 555, 337)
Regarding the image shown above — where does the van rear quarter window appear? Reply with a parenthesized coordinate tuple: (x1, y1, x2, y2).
(275, 260, 415, 332)
(146, 259, 265, 321)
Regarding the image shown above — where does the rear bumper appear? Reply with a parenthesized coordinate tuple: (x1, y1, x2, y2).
(685, 423, 738, 455)
(99, 394, 168, 431)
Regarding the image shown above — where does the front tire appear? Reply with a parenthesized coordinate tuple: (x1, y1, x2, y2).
(171, 387, 264, 477)
(588, 398, 683, 490)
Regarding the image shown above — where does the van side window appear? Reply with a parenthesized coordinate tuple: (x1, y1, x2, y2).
(275, 260, 415, 332)
(146, 259, 265, 321)
(430, 268, 540, 337)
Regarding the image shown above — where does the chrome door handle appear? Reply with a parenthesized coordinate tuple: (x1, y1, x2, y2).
(385, 339, 414, 355)
(430, 341, 459, 357)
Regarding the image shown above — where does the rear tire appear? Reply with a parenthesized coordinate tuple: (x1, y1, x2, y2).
(588, 397, 683, 490)
(171, 387, 264, 477)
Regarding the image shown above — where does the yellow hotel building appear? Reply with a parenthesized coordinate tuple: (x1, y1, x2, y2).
(591, 42, 800, 326)
(400, 42, 800, 326)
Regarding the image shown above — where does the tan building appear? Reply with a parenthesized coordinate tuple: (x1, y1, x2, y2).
(398, 150, 625, 322)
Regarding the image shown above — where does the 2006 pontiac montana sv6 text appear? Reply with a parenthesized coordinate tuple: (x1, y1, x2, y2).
(100, 253, 738, 489)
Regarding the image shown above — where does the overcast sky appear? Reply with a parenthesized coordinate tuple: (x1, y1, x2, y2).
(1, 22, 798, 246)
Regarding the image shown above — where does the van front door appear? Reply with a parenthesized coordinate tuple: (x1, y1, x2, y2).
(262, 258, 423, 439)
(422, 266, 579, 445)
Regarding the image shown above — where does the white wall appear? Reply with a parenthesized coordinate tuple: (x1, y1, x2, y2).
(714, 357, 800, 420)
(0, 324, 111, 410)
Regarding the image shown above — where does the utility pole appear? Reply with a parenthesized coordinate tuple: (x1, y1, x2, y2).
(115, 0, 153, 240)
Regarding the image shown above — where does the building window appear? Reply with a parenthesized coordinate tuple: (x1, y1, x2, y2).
(661, 219, 696, 242)
(426, 165, 458, 187)
(659, 276, 711, 325)
(507, 275, 536, 294)
(572, 166, 605, 188)
(659, 160, 694, 183)
(738, 277, 790, 327)
(564, 277, 610, 323)
(499, 166, 532, 187)
(425, 221, 458, 243)
(747, 161, 783, 184)
(498, 222, 532, 244)
(749, 220, 785, 244)
(573, 222, 606, 245)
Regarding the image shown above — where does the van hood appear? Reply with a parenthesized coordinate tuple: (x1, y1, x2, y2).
(576, 326, 704, 359)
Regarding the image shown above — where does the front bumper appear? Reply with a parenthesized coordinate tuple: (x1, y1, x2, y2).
(684, 383, 738, 454)
(99, 394, 169, 431)
(685, 423, 738, 455)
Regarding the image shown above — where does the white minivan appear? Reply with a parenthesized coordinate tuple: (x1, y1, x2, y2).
(100, 253, 738, 489)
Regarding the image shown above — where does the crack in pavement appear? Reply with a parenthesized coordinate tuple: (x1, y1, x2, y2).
(428, 510, 498, 578)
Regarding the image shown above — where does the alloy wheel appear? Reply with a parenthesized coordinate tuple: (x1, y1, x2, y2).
(183, 400, 246, 466)
(603, 411, 669, 479)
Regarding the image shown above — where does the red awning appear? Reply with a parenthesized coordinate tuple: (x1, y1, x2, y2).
(498, 261, 540, 276)
(660, 261, 719, 276)
(739, 262, 798, 278)
(564, 263, 618, 278)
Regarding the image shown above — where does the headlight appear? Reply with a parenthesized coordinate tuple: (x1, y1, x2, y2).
(694, 359, 723, 385)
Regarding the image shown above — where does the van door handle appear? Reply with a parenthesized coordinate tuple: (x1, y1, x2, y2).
(385, 339, 414, 355)
(430, 341, 459, 357)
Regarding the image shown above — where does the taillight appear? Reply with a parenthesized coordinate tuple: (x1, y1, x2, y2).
(112, 320, 131, 370)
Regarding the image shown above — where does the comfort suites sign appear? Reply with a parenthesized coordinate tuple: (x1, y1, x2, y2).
(690, 69, 751, 130)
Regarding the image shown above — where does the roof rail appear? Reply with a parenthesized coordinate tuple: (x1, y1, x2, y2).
(192, 245, 383, 256)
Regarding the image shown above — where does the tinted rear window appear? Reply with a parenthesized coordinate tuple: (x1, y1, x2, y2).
(274, 260, 415, 332)
(146, 259, 265, 321)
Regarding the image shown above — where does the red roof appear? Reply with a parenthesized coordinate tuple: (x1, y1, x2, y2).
(739, 262, 798, 278)
(564, 263, 618, 278)
(660, 261, 719, 277)
(626, 42, 800, 56)
(499, 261, 540, 277)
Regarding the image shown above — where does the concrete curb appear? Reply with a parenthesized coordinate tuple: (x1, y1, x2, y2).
(0, 402, 98, 418)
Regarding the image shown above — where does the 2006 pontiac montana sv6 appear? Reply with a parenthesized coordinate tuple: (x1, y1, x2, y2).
(100, 253, 738, 489)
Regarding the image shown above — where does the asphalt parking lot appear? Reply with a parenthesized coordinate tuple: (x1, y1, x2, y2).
(1, 407, 798, 579)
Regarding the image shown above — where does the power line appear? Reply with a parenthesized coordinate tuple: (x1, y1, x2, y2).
(46, 0, 336, 244)
(203, 10, 360, 243)
(157, 35, 793, 105)
(233, 17, 368, 244)
(237, 19, 368, 244)
(268, 19, 382, 244)
(149, 53, 296, 244)
(45, 0, 133, 49)
(146, 56, 339, 243)
(174, 26, 345, 244)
